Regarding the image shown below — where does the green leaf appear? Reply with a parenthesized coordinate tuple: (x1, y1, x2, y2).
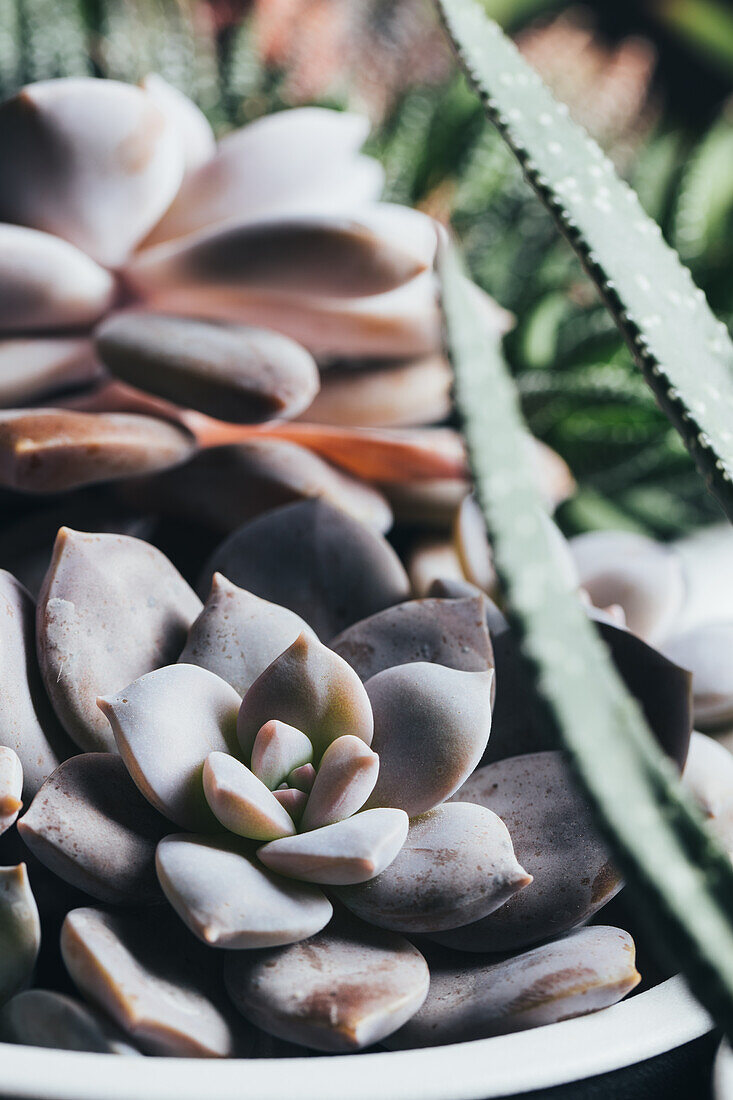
(437, 0, 733, 522)
(440, 240, 733, 1037)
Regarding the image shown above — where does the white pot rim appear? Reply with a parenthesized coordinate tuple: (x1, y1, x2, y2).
(0, 975, 712, 1100)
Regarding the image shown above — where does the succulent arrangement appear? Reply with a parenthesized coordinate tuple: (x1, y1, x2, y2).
(2, 0, 733, 1075)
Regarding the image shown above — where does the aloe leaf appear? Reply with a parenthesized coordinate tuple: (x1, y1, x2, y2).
(437, 0, 733, 521)
(440, 241, 733, 1036)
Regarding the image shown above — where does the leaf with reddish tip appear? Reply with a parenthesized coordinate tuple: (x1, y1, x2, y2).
(0, 748, 22, 835)
(202, 499, 410, 640)
(250, 721, 314, 792)
(258, 808, 408, 886)
(18, 754, 169, 904)
(386, 926, 640, 1048)
(337, 802, 530, 933)
(273, 788, 308, 820)
(435, 752, 621, 953)
(301, 736, 379, 831)
(0, 409, 196, 493)
(0, 865, 40, 1004)
(95, 313, 320, 424)
(156, 834, 332, 948)
(203, 752, 296, 841)
(225, 915, 429, 1052)
(99, 664, 241, 830)
(180, 574, 314, 698)
(238, 632, 374, 762)
(331, 595, 493, 682)
(38, 528, 202, 752)
(288, 764, 316, 793)
(365, 663, 493, 816)
(61, 907, 250, 1057)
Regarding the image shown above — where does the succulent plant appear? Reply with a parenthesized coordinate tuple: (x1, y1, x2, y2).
(0, 500, 661, 1054)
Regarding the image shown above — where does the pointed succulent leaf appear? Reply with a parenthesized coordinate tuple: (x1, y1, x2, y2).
(156, 834, 332, 948)
(18, 754, 169, 904)
(61, 908, 249, 1057)
(0, 865, 40, 1005)
(386, 926, 640, 1048)
(364, 662, 493, 816)
(0, 224, 114, 335)
(0, 410, 196, 494)
(570, 531, 685, 645)
(180, 573, 314, 698)
(250, 721, 314, 792)
(486, 621, 692, 770)
(140, 74, 215, 176)
(0, 747, 22, 835)
(683, 733, 733, 854)
(202, 500, 410, 641)
(224, 915, 429, 1052)
(434, 752, 620, 952)
(237, 632, 374, 762)
(663, 624, 733, 730)
(95, 313, 320, 424)
(258, 808, 408, 886)
(98, 664, 241, 831)
(439, 0, 733, 518)
(671, 526, 733, 635)
(337, 802, 530, 934)
(0, 78, 183, 267)
(0, 989, 141, 1054)
(331, 595, 493, 682)
(38, 528, 202, 752)
(130, 439, 393, 537)
(273, 788, 308, 820)
(202, 752, 296, 841)
(288, 764, 316, 793)
(300, 736, 379, 831)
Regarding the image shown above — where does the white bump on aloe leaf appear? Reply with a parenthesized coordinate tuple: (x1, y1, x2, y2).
(364, 663, 493, 817)
(0, 865, 40, 1005)
(237, 632, 374, 762)
(180, 573, 314, 698)
(386, 927, 640, 1049)
(570, 530, 684, 645)
(224, 916, 429, 1052)
(18, 754, 169, 904)
(250, 720, 314, 792)
(257, 808, 408, 886)
(663, 623, 733, 730)
(95, 313, 320, 424)
(0, 409, 197, 494)
(0, 338, 100, 408)
(61, 907, 249, 1057)
(331, 595, 493, 683)
(0, 989, 141, 1054)
(435, 752, 621, 953)
(300, 736, 379, 831)
(203, 752, 296, 841)
(156, 834, 332, 947)
(336, 802, 530, 933)
(139, 74, 215, 176)
(127, 211, 430, 305)
(288, 763, 316, 793)
(302, 354, 452, 430)
(0, 570, 72, 798)
(203, 500, 410, 642)
(146, 270, 441, 360)
(0, 747, 22, 835)
(145, 107, 379, 246)
(683, 732, 733, 854)
(273, 788, 308, 820)
(38, 529, 202, 753)
(0, 225, 114, 335)
(98, 664, 240, 831)
(0, 78, 183, 267)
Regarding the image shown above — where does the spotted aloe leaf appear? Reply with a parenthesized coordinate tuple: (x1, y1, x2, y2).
(439, 242, 733, 1036)
(437, 0, 733, 520)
